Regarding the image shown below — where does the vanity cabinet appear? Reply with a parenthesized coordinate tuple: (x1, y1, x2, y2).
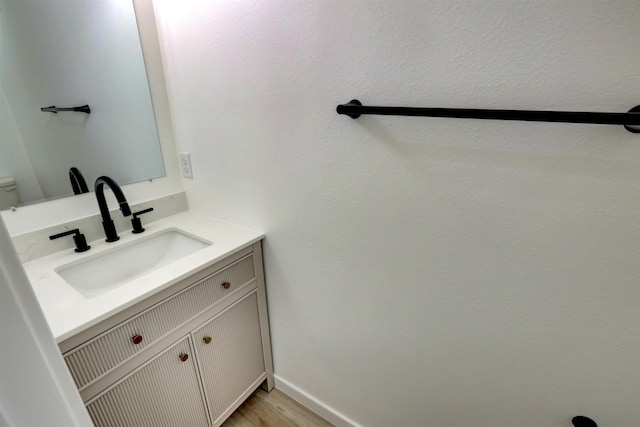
(58, 242, 274, 427)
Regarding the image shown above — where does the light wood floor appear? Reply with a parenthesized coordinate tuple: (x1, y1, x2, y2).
(221, 388, 335, 427)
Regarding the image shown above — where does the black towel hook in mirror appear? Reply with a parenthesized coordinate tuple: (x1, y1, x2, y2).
(41, 104, 91, 114)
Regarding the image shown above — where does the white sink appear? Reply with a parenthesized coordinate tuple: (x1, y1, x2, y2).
(56, 229, 211, 298)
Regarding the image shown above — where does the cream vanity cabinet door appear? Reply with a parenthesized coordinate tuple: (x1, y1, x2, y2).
(86, 337, 209, 427)
(193, 291, 266, 425)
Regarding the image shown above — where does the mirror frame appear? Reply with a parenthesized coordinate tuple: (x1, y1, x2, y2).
(1, 0, 182, 235)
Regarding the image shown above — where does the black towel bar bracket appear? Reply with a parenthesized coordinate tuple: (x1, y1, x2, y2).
(572, 415, 598, 427)
(336, 99, 640, 134)
(41, 105, 91, 114)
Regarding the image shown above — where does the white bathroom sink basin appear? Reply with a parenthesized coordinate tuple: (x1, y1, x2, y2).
(56, 229, 211, 298)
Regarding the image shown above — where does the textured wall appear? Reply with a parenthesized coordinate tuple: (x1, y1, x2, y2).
(154, 1, 640, 426)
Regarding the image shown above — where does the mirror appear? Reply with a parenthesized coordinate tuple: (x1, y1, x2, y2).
(0, 0, 166, 207)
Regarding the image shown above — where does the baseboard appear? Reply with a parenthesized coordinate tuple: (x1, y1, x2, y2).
(274, 375, 361, 427)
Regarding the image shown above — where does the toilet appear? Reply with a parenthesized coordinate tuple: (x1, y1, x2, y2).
(0, 177, 19, 210)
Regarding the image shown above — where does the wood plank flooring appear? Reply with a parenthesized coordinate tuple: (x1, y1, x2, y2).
(221, 388, 335, 427)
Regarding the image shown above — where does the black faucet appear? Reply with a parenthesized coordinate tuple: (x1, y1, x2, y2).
(94, 176, 132, 242)
(69, 167, 89, 195)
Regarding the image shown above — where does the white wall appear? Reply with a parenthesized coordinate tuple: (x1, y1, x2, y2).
(154, 1, 639, 426)
(0, 216, 92, 427)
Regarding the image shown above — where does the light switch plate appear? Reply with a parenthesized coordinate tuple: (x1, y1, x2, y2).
(179, 152, 193, 179)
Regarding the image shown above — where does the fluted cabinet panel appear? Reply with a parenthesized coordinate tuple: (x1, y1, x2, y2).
(193, 292, 265, 425)
(86, 337, 209, 427)
(65, 254, 255, 389)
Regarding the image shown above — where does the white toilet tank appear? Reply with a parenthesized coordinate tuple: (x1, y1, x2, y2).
(0, 177, 19, 210)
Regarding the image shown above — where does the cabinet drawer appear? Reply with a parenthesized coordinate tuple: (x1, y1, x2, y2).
(65, 253, 256, 389)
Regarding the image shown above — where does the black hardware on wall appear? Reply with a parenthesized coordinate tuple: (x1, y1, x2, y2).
(41, 104, 91, 114)
(336, 99, 640, 133)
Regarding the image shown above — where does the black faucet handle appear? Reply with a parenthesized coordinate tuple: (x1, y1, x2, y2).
(131, 207, 154, 234)
(49, 229, 91, 253)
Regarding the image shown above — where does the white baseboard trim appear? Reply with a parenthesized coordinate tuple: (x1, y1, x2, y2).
(274, 374, 361, 427)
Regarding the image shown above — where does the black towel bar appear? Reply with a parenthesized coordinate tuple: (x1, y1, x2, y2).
(336, 99, 640, 133)
(41, 104, 91, 114)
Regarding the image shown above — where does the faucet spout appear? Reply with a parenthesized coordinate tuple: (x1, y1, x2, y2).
(94, 176, 131, 242)
(69, 167, 89, 195)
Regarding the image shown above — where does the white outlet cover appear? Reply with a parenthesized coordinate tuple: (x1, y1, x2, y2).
(179, 152, 193, 179)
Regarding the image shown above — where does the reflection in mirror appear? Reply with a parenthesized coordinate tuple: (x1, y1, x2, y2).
(0, 0, 166, 208)
(68, 167, 89, 195)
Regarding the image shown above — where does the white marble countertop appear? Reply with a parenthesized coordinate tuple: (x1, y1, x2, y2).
(22, 211, 264, 343)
